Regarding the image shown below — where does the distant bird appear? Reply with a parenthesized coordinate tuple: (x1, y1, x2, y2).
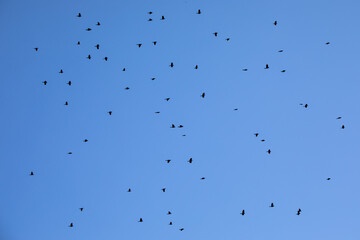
(234, 108, 238, 111)
(77, 41, 80, 45)
(67, 81, 71, 86)
(265, 64, 269, 69)
(254, 133, 259, 137)
(188, 158, 193, 163)
(267, 149, 271, 154)
(69, 223, 74, 227)
(178, 125, 183, 128)
(128, 188, 131, 192)
(79, 208, 84, 212)
(96, 22, 101, 26)
(138, 218, 143, 222)
(261, 139, 265, 142)
(83, 139, 88, 143)
(195, 65, 198, 69)
(162, 188, 166, 192)
(297, 208, 302, 215)
(270, 203, 274, 208)
(242, 69, 248, 71)
(201, 177, 205, 180)
(213, 32, 218, 37)
(274, 20, 277, 26)
(95, 44, 100, 49)
(151, 77, 156, 80)
(87, 54, 91, 59)
(226, 38, 230, 41)
(278, 50, 283, 52)
(169, 222, 173, 225)
(42, 81, 47, 85)
(170, 62, 174, 67)
(122, 68, 126, 71)
(326, 42, 330, 45)
(148, 11, 153, 14)
(201, 92, 205, 98)
(336, 117, 342, 119)
(167, 211, 172, 215)
(281, 70, 286, 72)
(197, 9, 201, 14)
(179, 228, 184, 231)
(304, 104, 308, 108)
(65, 101, 69, 106)
(241, 210, 245, 215)
(68, 152, 72, 155)
(161, 16, 165, 20)
(171, 124, 175, 128)
(125, 87, 130, 90)
(59, 69, 63, 74)
(327, 178, 331, 180)
(148, 18, 153, 21)
(104, 57, 108, 61)
(86, 28, 92, 31)
(77, 13, 81, 17)
(182, 134, 186, 136)
(341, 125, 345, 129)
(137, 43, 142, 48)
(165, 98, 170, 101)
(30, 172, 34, 176)
(155, 112, 160, 114)
(34, 47, 38, 51)
(108, 111, 112, 115)
(152, 41, 157, 45)
(166, 160, 171, 163)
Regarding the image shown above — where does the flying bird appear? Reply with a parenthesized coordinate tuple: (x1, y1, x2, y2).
(241, 210, 245, 215)
(148, 11, 153, 14)
(42, 81, 47, 85)
(155, 112, 160, 114)
(201, 177, 205, 180)
(152, 41, 157, 45)
(188, 158, 193, 163)
(195, 65, 198, 69)
(179, 228, 184, 231)
(254, 133, 259, 137)
(169, 222, 173, 225)
(68, 152, 72, 155)
(226, 38, 230, 41)
(341, 125, 345, 129)
(178, 125, 183, 128)
(86, 28, 92, 31)
(96, 22, 101, 26)
(162, 188, 166, 192)
(167, 211, 172, 215)
(138, 218, 143, 222)
(274, 20, 277, 26)
(69, 223, 74, 227)
(79, 208, 84, 212)
(65, 101, 69, 106)
(137, 43, 142, 48)
(242, 69, 248, 71)
(34, 47, 38, 51)
(213, 32, 218, 37)
(278, 50, 283, 52)
(77, 13, 81, 17)
(148, 18, 153, 21)
(77, 41, 80, 45)
(197, 9, 201, 14)
(161, 16, 165, 20)
(170, 62, 174, 67)
(267, 149, 271, 154)
(165, 98, 170, 101)
(67, 81, 71, 86)
(87, 54, 91, 59)
(234, 108, 238, 111)
(201, 92, 205, 98)
(30, 172, 34, 176)
(336, 117, 342, 119)
(95, 44, 100, 49)
(166, 160, 171, 163)
(128, 188, 131, 192)
(297, 208, 302, 215)
(170, 124, 175, 128)
(108, 111, 112, 115)
(281, 70, 286, 72)
(270, 203, 274, 208)
(59, 69, 63, 74)
(327, 178, 331, 180)
(122, 68, 126, 71)
(125, 87, 130, 90)
(326, 42, 330, 45)
(83, 139, 88, 142)
(104, 57, 108, 61)
(151, 77, 156, 80)
(265, 64, 269, 69)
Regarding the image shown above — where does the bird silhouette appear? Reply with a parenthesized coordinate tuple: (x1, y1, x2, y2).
(327, 178, 331, 180)
(34, 47, 38, 51)
(178, 125, 183, 128)
(165, 98, 170, 101)
(104, 57, 108, 61)
(169, 221, 173, 225)
(167, 211, 172, 215)
(213, 32, 218, 37)
(254, 133, 259, 137)
(201, 92, 205, 98)
(195, 65, 198, 69)
(137, 44, 142, 48)
(341, 125, 345, 129)
(30, 172, 34, 176)
(128, 188, 131, 192)
(265, 64, 269, 69)
(241, 210, 245, 215)
(108, 111, 112, 115)
(86, 28, 92, 31)
(96, 22, 101, 26)
(226, 38, 230, 41)
(77, 13, 81, 17)
(67, 81, 71, 86)
(166, 160, 171, 163)
(267, 149, 271, 154)
(77, 41, 80, 45)
(336, 117, 342, 119)
(242, 69, 248, 71)
(274, 20, 277, 26)
(148, 11, 153, 14)
(152, 41, 157, 45)
(79, 208, 84, 212)
(95, 44, 100, 49)
(281, 70, 286, 72)
(162, 188, 166, 192)
(125, 87, 130, 90)
(188, 158, 193, 163)
(270, 203, 274, 208)
(59, 69, 63, 74)
(151, 78, 156, 80)
(278, 50, 283, 52)
(69, 223, 74, 227)
(65, 101, 69, 106)
(42, 81, 47, 85)
(197, 9, 201, 14)
(161, 16, 165, 20)
(170, 62, 174, 67)
(83, 139, 88, 142)
(155, 112, 160, 114)
(234, 108, 238, 111)
(138, 218, 143, 222)
(68, 152, 72, 155)
(326, 42, 330, 45)
(201, 177, 205, 180)
(261, 139, 265, 142)
(179, 228, 184, 231)
(170, 124, 175, 128)
(123, 68, 126, 71)
(297, 208, 302, 215)
(148, 18, 153, 21)
(87, 54, 91, 59)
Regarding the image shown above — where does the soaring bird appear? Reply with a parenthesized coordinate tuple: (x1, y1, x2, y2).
(68, 152, 72, 155)
(65, 101, 69, 106)
(270, 203, 274, 208)
(201, 177, 205, 180)
(86, 28, 92, 31)
(274, 20, 277, 26)
(265, 64, 269, 69)
(96, 22, 101, 26)
(281, 70, 286, 72)
(254, 133, 259, 137)
(79, 208, 84, 212)
(304, 104, 308, 108)
(197, 9, 201, 14)
(178, 125, 183, 128)
(241, 210, 245, 215)
(137, 43, 142, 48)
(69, 223, 74, 227)
(278, 50, 283, 52)
(213, 32, 218, 37)
(326, 42, 330, 45)
(169, 222, 173, 225)
(165, 98, 170, 101)
(87, 54, 91, 59)
(195, 65, 198, 69)
(30, 172, 34, 176)
(226, 38, 230, 41)
(108, 111, 112, 115)
(162, 188, 166, 192)
(297, 208, 302, 215)
(166, 160, 171, 163)
(201, 92, 205, 98)
(151, 77, 156, 80)
(95, 44, 100, 49)
(138, 218, 143, 222)
(336, 117, 342, 119)
(125, 87, 130, 90)
(161, 16, 165, 20)
(148, 18, 153, 21)
(188, 158, 193, 163)
(167, 211, 172, 215)
(327, 178, 331, 180)
(77, 13, 81, 17)
(122, 68, 126, 71)
(341, 125, 345, 129)
(152, 41, 157, 45)
(170, 62, 174, 67)
(267, 149, 271, 154)
(242, 69, 248, 71)
(234, 108, 238, 111)
(83, 139, 88, 143)
(170, 124, 175, 128)
(128, 188, 131, 192)
(148, 11, 153, 14)
(77, 41, 80, 45)
(59, 69, 63, 74)
(104, 57, 108, 61)
(179, 228, 184, 231)
(261, 139, 265, 142)
(67, 81, 71, 86)
(34, 47, 38, 51)
(42, 81, 47, 85)
(155, 112, 160, 114)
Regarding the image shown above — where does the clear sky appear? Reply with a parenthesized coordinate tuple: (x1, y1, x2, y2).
(1, 0, 360, 239)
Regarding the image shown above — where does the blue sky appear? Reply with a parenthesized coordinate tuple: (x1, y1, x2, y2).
(1, 0, 360, 239)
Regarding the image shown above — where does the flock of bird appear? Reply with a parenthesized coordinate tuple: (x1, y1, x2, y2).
(31, 8, 344, 232)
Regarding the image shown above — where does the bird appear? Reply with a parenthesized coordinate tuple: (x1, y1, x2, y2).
(178, 125, 183, 128)
(197, 9, 201, 14)
(297, 208, 302, 215)
(254, 133, 259, 137)
(77, 41, 80, 45)
(30, 172, 34, 176)
(137, 43, 142, 48)
(226, 38, 230, 41)
(86, 28, 92, 31)
(69, 223, 74, 227)
(213, 32, 218, 37)
(195, 65, 198, 69)
(161, 16, 165, 20)
(169, 222, 173, 225)
(108, 111, 112, 115)
(166, 160, 171, 163)
(326, 42, 330, 45)
(87, 54, 91, 59)
(95, 44, 100, 49)
(304, 104, 308, 108)
(179, 228, 184, 231)
(267, 149, 271, 154)
(261, 139, 265, 142)
(125, 87, 130, 90)
(59, 69, 63, 74)
(138, 218, 143, 222)
(336, 117, 342, 119)
(274, 20, 277, 26)
(104, 57, 108, 61)
(201, 92, 205, 98)
(152, 41, 157, 45)
(79, 208, 84, 212)
(341, 125, 345, 129)
(68, 152, 72, 155)
(270, 203, 274, 208)
(162, 188, 166, 192)
(122, 68, 126, 71)
(151, 77, 155, 80)
(96, 22, 101, 26)
(165, 98, 170, 101)
(67, 81, 71, 86)
(241, 210, 245, 215)
(264, 64, 269, 69)
(234, 108, 238, 111)
(201, 177, 205, 180)
(128, 188, 131, 192)
(155, 112, 160, 114)
(148, 18, 153, 21)
(242, 69, 248, 71)
(65, 101, 69, 106)
(188, 158, 193, 163)
(77, 13, 81, 17)
(278, 50, 283, 52)
(34, 47, 38, 51)
(170, 124, 175, 128)
(327, 178, 331, 180)
(42, 81, 47, 85)
(83, 139, 88, 142)
(167, 211, 172, 215)
(281, 70, 286, 72)
(148, 11, 153, 14)
(169, 62, 174, 67)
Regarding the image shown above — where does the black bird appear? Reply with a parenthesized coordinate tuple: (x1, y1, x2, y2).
(30, 172, 34, 176)
(162, 188, 166, 192)
(274, 20, 277, 26)
(59, 69, 63, 74)
(95, 44, 100, 49)
(326, 42, 330, 45)
(201, 92, 205, 98)
(327, 178, 331, 180)
(83, 139, 88, 142)
(86, 28, 92, 31)
(341, 125, 345, 129)
(122, 68, 126, 71)
(77, 41, 80, 45)
(297, 208, 302, 215)
(138, 218, 143, 222)
(108, 111, 112, 115)
(165, 98, 170, 101)
(242, 69, 248, 71)
(179, 228, 184, 231)
(125, 87, 130, 90)
(34, 47, 39, 51)
(226, 38, 230, 41)
(267, 149, 271, 154)
(188, 158, 193, 163)
(69, 223, 74, 227)
(96, 22, 100, 26)
(201, 177, 205, 180)
(148, 11, 153, 14)
(87, 54, 91, 59)
(254, 133, 259, 137)
(77, 13, 81, 17)
(178, 125, 183, 128)
(304, 104, 308, 108)
(42, 81, 47, 85)
(67, 81, 71, 86)
(148, 18, 153, 21)
(197, 9, 201, 14)
(261, 139, 265, 142)
(65, 101, 69, 106)
(336, 117, 342, 119)
(278, 50, 283, 52)
(128, 188, 131, 192)
(161, 16, 165, 20)
(213, 32, 218, 37)
(241, 210, 245, 215)
(170, 62, 174, 67)
(281, 70, 286, 72)
(170, 124, 175, 128)
(151, 78, 156, 80)
(166, 160, 171, 163)
(195, 65, 198, 69)
(169, 222, 173, 225)
(270, 203, 274, 208)
(167, 211, 172, 215)
(155, 112, 160, 114)
(265, 64, 269, 69)
(153, 41, 157, 45)
(137, 43, 142, 48)
(234, 108, 238, 111)
(68, 152, 72, 155)
(104, 57, 108, 61)
(79, 208, 84, 212)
